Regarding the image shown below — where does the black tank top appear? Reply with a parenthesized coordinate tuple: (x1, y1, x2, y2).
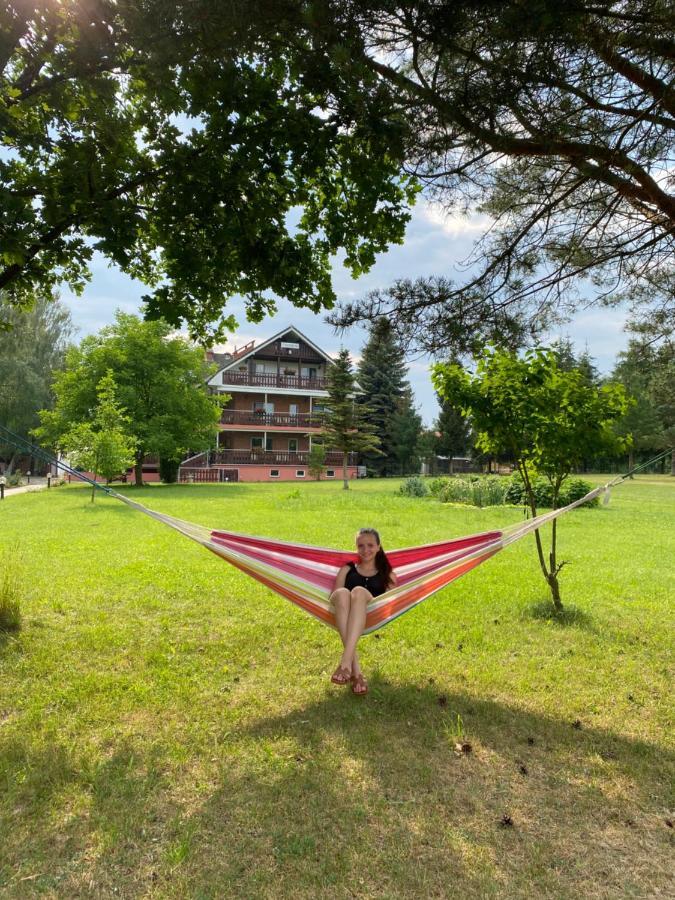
(344, 561, 387, 597)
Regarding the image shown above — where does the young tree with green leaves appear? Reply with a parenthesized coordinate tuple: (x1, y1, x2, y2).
(35, 312, 222, 485)
(59, 373, 136, 502)
(0, 294, 73, 473)
(433, 348, 629, 609)
(323, 350, 381, 490)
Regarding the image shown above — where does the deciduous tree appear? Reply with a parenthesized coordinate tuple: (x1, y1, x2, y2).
(433, 347, 629, 609)
(0, 293, 73, 472)
(58, 372, 136, 502)
(0, 1, 414, 339)
(35, 312, 221, 484)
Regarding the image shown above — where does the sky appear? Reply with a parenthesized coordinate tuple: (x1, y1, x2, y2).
(60, 198, 631, 426)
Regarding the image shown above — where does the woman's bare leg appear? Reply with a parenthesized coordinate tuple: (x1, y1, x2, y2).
(339, 587, 370, 671)
(330, 588, 363, 676)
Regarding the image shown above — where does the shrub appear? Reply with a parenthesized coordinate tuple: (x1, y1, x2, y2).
(428, 477, 450, 496)
(559, 478, 598, 507)
(438, 476, 508, 507)
(505, 473, 597, 508)
(5, 472, 23, 487)
(399, 476, 429, 497)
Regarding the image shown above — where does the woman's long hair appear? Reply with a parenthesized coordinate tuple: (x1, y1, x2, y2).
(357, 528, 393, 588)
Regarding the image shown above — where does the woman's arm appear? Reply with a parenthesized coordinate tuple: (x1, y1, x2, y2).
(333, 564, 349, 591)
(388, 570, 398, 590)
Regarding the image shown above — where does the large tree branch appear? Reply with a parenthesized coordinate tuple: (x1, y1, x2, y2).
(587, 28, 675, 117)
(0, 166, 157, 291)
(363, 55, 675, 225)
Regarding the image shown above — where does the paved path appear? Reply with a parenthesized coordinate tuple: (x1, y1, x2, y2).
(1, 477, 49, 497)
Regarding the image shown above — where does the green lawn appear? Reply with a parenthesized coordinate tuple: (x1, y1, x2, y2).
(1, 477, 673, 898)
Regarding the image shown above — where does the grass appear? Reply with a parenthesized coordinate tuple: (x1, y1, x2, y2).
(0, 476, 673, 898)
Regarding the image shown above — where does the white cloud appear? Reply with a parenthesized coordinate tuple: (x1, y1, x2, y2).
(421, 201, 491, 236)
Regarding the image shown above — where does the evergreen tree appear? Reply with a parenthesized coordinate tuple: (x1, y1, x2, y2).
(611, 340, 674, 472)
(390, 386, 423, 475)
(435, 394, 473, 471)
(357, 318, 408, 476)
(323, 350, 380, 490)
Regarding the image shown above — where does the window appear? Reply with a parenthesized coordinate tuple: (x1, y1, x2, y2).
(251, 436, 263, 449)
(326, 470, 335, 478)
(265, 437, 273, 451)
(288, 439, 298, 452)
(289, 403, 298, 416)
(270, 469, 280, 478)
(296, 470, 306, 478)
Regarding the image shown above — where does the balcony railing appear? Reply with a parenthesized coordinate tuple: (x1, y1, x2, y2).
(221, 372, 327, 390)
(186, 449, 356, 467)
(220, 410, 324, 428)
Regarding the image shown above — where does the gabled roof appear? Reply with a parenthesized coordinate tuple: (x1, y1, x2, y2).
(216, 326, 334, 374)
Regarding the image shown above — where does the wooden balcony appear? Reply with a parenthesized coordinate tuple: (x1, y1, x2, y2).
(184, 449, 356, 467)
(220, 410, 324, 428)
(221, 372, 327, 390)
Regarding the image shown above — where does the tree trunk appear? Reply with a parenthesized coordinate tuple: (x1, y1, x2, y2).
(134, 458, 144, 486)
(6, 449, 18, 475)
(342, 451, 349, 490)
(547, 573, 563, 610)
(628, 448, 635, 471)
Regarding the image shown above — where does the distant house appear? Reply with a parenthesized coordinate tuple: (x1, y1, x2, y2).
(178, 327, 358, 483)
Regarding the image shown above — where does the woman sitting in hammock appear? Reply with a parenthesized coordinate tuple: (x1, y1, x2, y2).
(329, 528, 397, 696)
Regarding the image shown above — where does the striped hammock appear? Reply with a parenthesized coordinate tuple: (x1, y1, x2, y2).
(111, 483, 610, 634)
(3, 424, 659, 635)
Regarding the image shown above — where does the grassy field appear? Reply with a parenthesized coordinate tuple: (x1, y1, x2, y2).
(0, 476, 673, 898)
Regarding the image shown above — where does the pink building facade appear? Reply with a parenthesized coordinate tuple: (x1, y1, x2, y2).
(178, 327, 358, 483)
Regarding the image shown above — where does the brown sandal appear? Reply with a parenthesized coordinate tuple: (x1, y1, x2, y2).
(351, 673, 368, 696)
(331, 665, 352, 685)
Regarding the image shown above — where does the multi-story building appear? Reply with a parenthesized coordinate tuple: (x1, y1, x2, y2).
(178, 326, 359, 482)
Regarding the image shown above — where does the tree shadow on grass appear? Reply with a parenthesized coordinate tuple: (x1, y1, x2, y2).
(525, 600, 597, 631)
(2, 679, 671, 898)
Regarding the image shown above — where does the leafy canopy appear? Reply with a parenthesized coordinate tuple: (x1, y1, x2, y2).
(60, 372, 136, 500)
(0, 293, 73, 468)
(433, 346, 630, 608)
(0, 0, 415, 339)
(432, 348, 629, 484)
(36, 312, 222, 467)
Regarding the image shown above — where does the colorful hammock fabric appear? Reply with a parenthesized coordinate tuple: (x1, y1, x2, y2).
(3, 423, 661, 636)
(108, 482, 609, 634)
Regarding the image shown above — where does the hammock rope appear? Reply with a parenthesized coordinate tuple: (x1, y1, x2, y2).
(2, 424, 670, 634)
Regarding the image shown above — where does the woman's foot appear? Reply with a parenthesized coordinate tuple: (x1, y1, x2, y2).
(331, 665, 352, 685)
(351, 672, 368, 696)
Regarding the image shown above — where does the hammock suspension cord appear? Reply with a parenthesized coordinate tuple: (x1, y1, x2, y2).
(2, 424, 670, 634)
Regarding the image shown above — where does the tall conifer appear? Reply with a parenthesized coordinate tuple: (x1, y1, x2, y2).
(323, 349, 380, 489)
(357, 318, 411, 476)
